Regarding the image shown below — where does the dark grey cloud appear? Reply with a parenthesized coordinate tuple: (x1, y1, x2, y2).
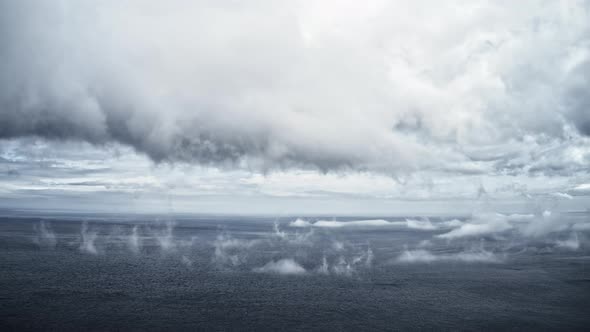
(0, 0, 589, 179)
(564, 60, 590, 136)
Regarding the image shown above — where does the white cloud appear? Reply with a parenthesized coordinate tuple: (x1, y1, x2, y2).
(396, 249, 502, 264)
(289, 218, 313, 228)
(405, 218, 438, 231)
(0, 1, 589, 176)
(253, 259, 306, 275)
(0, 1, 589, 212)
(405, 218, 463, 231)
(304, 219, 403, 228)
(436, 213, 514, 239)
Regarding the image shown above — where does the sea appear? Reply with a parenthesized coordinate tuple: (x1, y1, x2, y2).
(1, 210, 589, 331)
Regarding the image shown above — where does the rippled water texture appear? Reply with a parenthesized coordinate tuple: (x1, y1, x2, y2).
(1, 212, 589, 330)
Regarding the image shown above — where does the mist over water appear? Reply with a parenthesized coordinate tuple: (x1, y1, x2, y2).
(78, 221, 98, 255)
(33, 220, 56, 249)
(24, 207, 590, 273)
(128, 225, 141, 253)
(1, 203, 589, 330)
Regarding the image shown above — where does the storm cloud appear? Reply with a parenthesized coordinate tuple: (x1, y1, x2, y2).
(1, 0, 589, 176)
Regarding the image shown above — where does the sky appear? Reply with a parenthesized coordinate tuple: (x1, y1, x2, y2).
(0, 0, 589, 215)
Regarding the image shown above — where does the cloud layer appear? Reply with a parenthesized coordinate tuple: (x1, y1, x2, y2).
(1, 1, 589, 177)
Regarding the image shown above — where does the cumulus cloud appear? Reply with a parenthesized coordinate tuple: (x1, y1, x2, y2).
(314, 219, 401, 228)
(295, 217, 463, 231)
(289, 218, 313, 228)
(289, 219, 403, 228)
(1, 0, 589, 177)
(253, 258, 306, 275)
(396, 249, 502, 264)
(436, 213, 514, 239)
(405, 218, 438, 231)
(429, 207, 587, 244)
(405, 218, 463, 231)
(290, 216, 496, 233)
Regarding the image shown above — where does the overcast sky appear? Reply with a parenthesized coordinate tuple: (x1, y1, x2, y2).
(1, 1, 589, 215)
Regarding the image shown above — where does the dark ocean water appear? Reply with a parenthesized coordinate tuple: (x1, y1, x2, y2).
(0, 212, 589, 331)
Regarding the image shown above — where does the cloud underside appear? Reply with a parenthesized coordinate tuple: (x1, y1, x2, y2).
(0, 1, 589, 176)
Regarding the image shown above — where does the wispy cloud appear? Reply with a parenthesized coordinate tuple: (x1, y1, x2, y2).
(79, 221, 98, 255)
(33, 220, 57, 249)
